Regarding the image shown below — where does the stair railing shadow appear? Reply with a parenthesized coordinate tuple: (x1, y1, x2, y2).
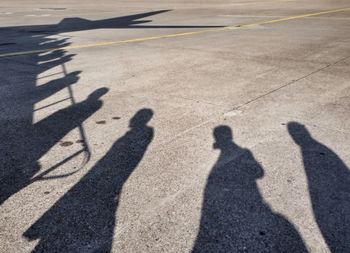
(0, 36, 102, 204)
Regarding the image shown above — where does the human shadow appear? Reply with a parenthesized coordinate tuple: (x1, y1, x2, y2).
(23, 108, 154, 252)
(192, 125, 307, 253)
(1, 9, 219, 205)
(1, 87, 108, 204)
(288, 122, 350, 253)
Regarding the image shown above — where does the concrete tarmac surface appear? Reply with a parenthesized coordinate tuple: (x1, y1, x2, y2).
(1, 0, 350, 252)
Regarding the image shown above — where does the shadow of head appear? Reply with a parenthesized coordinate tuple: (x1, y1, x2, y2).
(213, 125, 233, 149)
(129, 108, 153, 128)
(287, 121, 312, 146)
(87, 87, 109, 101)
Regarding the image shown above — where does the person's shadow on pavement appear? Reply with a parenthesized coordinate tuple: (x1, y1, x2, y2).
(1, 87, 108, 205)
(288, 122, 350, 253)
(24, 108, 154, 252)
(192, 125, 307, 253)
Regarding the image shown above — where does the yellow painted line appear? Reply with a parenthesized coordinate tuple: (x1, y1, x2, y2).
(237, 7, 350, 28)
(0, 7, 349, 58)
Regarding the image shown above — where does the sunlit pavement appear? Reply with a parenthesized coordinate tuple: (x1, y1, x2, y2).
(1, 1, 350, 252)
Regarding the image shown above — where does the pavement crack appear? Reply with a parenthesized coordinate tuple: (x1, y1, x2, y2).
(233, 55, 350, 111)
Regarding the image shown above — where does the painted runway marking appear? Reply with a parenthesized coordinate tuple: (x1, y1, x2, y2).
(0, 7, 349, 58)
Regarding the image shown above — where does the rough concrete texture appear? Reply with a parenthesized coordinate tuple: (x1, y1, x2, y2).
(0, 0, 349, 252)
